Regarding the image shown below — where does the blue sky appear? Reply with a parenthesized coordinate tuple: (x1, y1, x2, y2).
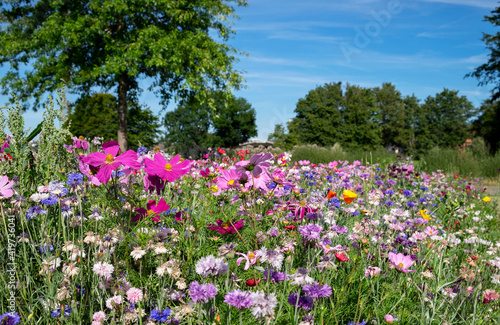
(1, 0, 498, 141)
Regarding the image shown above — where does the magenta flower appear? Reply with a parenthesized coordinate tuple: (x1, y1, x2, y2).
(216, 168, 243, 190)
(72, 136, 89, 150)
(388, 252, 416, 273)
(236, 251, 260, 270)
(132, 199, 169, 223)
(207, 219, 244, 235)
(235, 152, 273, 177)
(81, 141, 140, 183)
(144, 153, 191, 182)
(0, 175, 14, 198)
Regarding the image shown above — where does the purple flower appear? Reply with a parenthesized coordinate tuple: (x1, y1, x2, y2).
(224, 289, 254, 309)
(287, 293, 313, 310)
(235, 152, 273, 177)
(298, 224, 323, 241)
(263, 268, 287, 283)
(150, 308, 171, 323)
(189, 281, 217, 303)
(0, 312, 21, 325)
(333, 225, 348, 234)
(302, 284, 332, 299)
(195, 255, 228, 277)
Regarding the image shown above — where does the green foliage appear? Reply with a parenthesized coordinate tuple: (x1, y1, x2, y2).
(0, 0, 247, 149)
(267, 123, 298, 151)
(163, 92, 257, 157)
(66, 93, 160, 149)
(473, 99, 500, 154)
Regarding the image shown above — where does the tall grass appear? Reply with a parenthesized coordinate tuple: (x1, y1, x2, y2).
(290, 144, 500, 180)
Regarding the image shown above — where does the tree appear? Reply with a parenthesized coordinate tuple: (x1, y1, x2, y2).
(473, 99, 500, 154)
(0, 0, 246, 150)
(419, 89, 476, 149)
(466, 5, 500, 100)
(268, 123, 299, 151)
(163, 92, 257, 157)
(67, 93, 160, 149)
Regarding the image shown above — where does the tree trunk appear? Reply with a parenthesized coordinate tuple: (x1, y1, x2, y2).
(117, 72, 128, 151)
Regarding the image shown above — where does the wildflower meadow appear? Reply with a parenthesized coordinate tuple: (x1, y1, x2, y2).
(0, 95, 499, 325)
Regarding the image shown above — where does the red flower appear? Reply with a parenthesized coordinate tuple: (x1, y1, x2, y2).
(284, 225, 297, 231)
(218, 148, 226, 155)
(335, 252, 349, 262)
(246, 279, 260, 287)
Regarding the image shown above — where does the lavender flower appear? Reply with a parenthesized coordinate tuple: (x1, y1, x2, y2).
(298, 224, 323, 241)
(287, 293, 313, 310)
(195, 255, 228, 277)
(224, 289, 254, 309)
(302, 284, 332, 299)
(189, 281, 217, 303)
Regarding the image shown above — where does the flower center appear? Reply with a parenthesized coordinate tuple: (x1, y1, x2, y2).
(248, 252, 255, 260)
(227, 179, 235, 186)
(165, 163, 172, 171)
(326, 245, 331, 249)
(147, 209, 154, 216)
(78, 135, 85, 140)
(222, 222, 229, 229)
(299, 200, 307, 207)
(105, 154, 114, 164)
(398, 263, 404, 268)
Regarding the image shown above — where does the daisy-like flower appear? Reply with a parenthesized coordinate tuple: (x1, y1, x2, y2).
(388, 252, 416, 273)
(216, 168, 243, 190)
(132, 199, 169, 223)
(207, 219, 244, 235)
(236, 251, 260, 270)
(0, 175, 14, 199)
(235, 152, 273, 177)
(93, 262, 114, 280)
(144, 153, 191, 182)
(81, 141, 141, 184)
(126, 287, 143, 303)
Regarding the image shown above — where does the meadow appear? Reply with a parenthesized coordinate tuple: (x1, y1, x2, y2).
(0, 97, 499, 325)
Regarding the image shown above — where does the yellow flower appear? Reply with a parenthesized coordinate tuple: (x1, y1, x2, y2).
(483, 197, 491, 202)
(342, 190, 357, 204)
(419, 209, 431, 221)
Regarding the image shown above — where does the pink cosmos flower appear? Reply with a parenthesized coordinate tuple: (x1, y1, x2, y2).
(388, 252, 416, 273)
(81, 141, 141, 183)
(235, 152, 273, 177)
(126, 287, 143, 303)
(207, 219, 244, 235)
(78, 159, 102, 186)
(132, 199, 169, 223)
(0, 175, 14, 198)
(424, 226, 439, 236)
(73, 136, 89, 150)
(236, 251, 260, 270)
(245, 171, 272, 192)
(144, 153, 191, 182)
(365, 266, 382, 278)
(216, 168, 243, 190)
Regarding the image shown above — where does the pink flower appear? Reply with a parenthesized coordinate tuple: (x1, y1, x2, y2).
(73, 136, 89, 150)
(216, 168, 243, 190)
(388, 252, 416, 273)
(384, 314, 394, 323)
(245, 171, 272, 192)
(92, 311, 106, 323)
(126, 287, 143, 303)
(132, 199, 169, 223)
(236, 251, 259, 270)
(207, 219, 244, 235)
(144, 153, 191, 182)
(105, 295, 122, 309)
(424, 226, 438, 236)
(92, 262, 114, 280)
(235, 152, 273, 177)
(483, 289, 499, 303)
(81, 141, 141, 183)
(0, 175, 14, 198)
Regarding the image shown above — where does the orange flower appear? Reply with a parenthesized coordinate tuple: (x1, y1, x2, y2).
(327, 190, 337, 199)
(342, 190, 357, 204)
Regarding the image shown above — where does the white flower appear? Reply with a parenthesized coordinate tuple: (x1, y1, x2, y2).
(30, 193, 49, 202)
(130, 247, 147, 260)
(93, 262, 114, 280)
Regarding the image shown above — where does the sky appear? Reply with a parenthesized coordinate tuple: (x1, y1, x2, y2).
(0, 0, 498, 141)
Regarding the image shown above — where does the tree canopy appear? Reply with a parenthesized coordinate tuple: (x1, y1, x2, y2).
(66, 93, 160, 149)
(164, 92, 257, 157)
(0, 0, 247, 150)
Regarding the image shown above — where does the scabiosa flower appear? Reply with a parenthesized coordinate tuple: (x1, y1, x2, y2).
(126, 287, 143, 303)
(189, 281, 217, 303)
(150, 308, 171, 323)
(333, 225, 348, 234)
(250, 291, 278, 321)
(0, 312, 21, 325)
(302, 284, 332, 299)
(224, 289, 254, 309)
(298, 224, 323, 241)
(195, 255, 228, 277)
(388, 252, 416, 273)
(207, 219, 244, 235)
(287, 293, 313, 310)
(144, 153, 191, 182)
(263, 268, 287, 283)
(92, 262, 114, 280)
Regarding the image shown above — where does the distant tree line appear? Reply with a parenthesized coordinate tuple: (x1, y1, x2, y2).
(269, 82, 499, 155)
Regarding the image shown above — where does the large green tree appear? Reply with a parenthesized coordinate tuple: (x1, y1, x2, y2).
(0, 0, 246, 150)
(473, 99, 500, 154)
(466, 5, 500, 100)
(163, 92, 257, 157)
(66, 93, 160, 149)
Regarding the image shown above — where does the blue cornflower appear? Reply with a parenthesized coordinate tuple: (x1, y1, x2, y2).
(407, 201, 415, 208)
(137, 146, 148, 155)
(348, 320, 367, 325)
(420, 187, 428, 191)
(50, 306, 72, 318)
(66, 173, 83, 187)
(0, 312, 21, 325)
(150, 307, 171, 323)
(39, 244, 54, 254)
(403, 190, 413, 197)
(41, 196, 58, 206)
(268, 182, 276, 189)
(384, 200, 394, 206)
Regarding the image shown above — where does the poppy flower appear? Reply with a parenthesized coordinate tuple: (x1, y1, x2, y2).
(342, 190, 357, 204)
(246, 278, 261, 287)
(335, 252, 349, 262)
(327, 190, 337, 199)
(284, 225, 297, 231)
